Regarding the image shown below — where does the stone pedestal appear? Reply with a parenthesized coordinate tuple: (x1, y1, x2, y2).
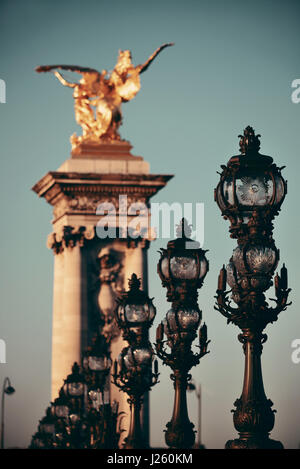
(33, 141, 172, 446)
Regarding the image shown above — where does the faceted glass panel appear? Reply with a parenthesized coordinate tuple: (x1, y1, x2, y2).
(236, 175, 273, 206)
(117, 305, 125, 323)
(55, 405, 69, 418)
(246, 246, 277, 273)
(177, 308, 200, 331)
(133, 347, 152, 366)
(164, 309, 177, 333)
(274, 173, 285, 205)
(68, 382, 84, 397)
(88, 356, 111, 371)
(41, 423, 55, 434)
(223, 178, 234, 205)
(160, 256, 170, 278)
(34, 438, 45, 448)
(199, 258, 208, 279)
(232, 247, 246, 274)
(226, 262, 239, 288)
(125, 304, 148, 322)
(165, 308, 199, 332)
(170, 256, 197, 279)
(123, 347, 152, 368)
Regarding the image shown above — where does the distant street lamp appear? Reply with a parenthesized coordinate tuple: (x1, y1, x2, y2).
(215, 126, 291, 449)
(187, 381, 205, 449)
(1, 377, 15, 449)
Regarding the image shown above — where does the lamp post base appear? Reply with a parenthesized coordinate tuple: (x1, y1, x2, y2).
(165, 419, 195, 449)
(225, 436, 284, 450)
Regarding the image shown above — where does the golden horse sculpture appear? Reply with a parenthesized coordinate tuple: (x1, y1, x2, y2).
(36, 44, 173, 150)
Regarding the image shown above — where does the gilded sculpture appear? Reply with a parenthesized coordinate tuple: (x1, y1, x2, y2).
(36, 44, 173, 149)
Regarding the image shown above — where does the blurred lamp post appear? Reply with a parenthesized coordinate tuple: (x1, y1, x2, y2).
(1, 377, 15, 449)
(113, 274, 159, 449)
(187, 381, 205, 449)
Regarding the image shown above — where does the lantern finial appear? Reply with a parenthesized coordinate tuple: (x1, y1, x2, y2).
(238, 126, 261, 154)
(128, 273, 141, 292)
(176, 218, 192, 239)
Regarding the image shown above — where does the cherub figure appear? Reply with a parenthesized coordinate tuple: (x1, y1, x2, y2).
(36, 43, 173, 149)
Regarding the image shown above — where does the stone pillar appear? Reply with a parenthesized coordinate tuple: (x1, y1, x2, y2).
(51, 250, 64, 398)
(60, 242, 82, 380)
(48, 229, 86, 399)
(32, 142, 173, 446)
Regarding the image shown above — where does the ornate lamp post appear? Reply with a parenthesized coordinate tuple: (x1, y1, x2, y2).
(214, 126, 291, 449)
(61, 362, 87, 448)
(112, 274, 159, 449)
(1, 377, 15, 449)
(82, 333, 112, 409)
(63, 362, 86, 416)
(155, 219, 210, 449)
(31, 333, 121, 449)
(82, 334, 120, 449)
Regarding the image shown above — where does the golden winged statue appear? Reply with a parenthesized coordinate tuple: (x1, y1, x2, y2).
(36, 44, 173, 149)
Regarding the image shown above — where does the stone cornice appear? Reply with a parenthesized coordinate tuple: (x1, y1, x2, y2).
(32, 171, 173, 224)
(32, 171, 173, 204)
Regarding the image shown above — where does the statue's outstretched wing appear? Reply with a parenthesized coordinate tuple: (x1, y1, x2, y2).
(36, 64, 100, 74)
(139, 42, 174, 74)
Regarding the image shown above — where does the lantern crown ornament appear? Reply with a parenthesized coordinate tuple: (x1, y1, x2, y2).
(157, 218, 209, 309)
(215, 126, 287, 242)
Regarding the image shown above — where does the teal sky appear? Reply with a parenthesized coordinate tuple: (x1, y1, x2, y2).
(0, 0, 299, 449)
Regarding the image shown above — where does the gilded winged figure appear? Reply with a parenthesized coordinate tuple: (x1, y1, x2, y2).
(36, 44, 173, 149)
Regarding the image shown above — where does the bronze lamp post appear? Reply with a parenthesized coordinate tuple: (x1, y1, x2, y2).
(112, 274, 159, 449)
(214, 126, 291, 449)
(155, 218, 210, 449)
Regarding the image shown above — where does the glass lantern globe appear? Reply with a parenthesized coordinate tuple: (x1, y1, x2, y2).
(82, 333, 112, 373)
(163, 307, 201, 336)
(39, 408, 56, 435)
(31, 433, 46, 449)
(119, 346, 153, 370)
(215, 126, 287, 228)
(63, 362, 85, 398)
(232, 244, 278, 276)
(51, 389, 70, 419)
(116, 274, 156, 329)
(86, 355, 112, 371)
(158, 220, 209, 285)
